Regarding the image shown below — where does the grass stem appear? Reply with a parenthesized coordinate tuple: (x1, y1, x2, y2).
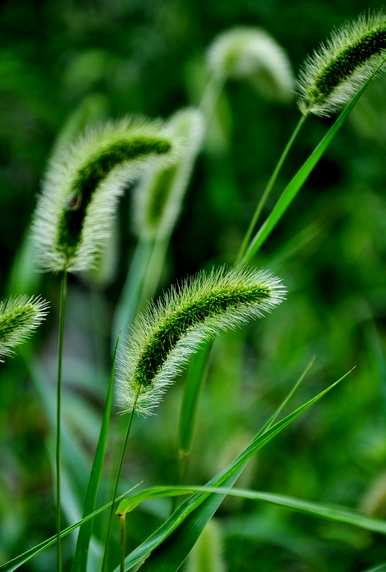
(56, 270, 68, 572)
(119, 515, 127, 572)
(236, 113, 308, 265)
(101, 390, 139, 571)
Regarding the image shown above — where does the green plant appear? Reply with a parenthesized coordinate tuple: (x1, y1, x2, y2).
(31, 115, 177, 570)
(0, 296, 48, 360)
(2, 9, 386, 572)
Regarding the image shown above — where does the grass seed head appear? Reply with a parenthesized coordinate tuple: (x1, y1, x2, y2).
(33, 117, 176, 273)
(134, 107, 204, 240)
(117, 266, 286, 415)
(208, 27, 294, 101)
(0, 296, 49, 361)
(297, 12, 386, 116)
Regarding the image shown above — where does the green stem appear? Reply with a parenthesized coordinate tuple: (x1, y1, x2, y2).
(236, 113, 308, 265)
(199, 73, 225, 131)
(112, 238, 154, 347)
(56, 270, 68, 572)
(139, 235, 168, 305)
(101, 391, 139, 572)
(119, 515, 127, 572)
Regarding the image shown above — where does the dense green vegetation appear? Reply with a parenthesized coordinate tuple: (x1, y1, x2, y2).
(0, 1, 385, 571)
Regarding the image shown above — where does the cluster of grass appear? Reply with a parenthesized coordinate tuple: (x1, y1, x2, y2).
(0, 6, 386, 572)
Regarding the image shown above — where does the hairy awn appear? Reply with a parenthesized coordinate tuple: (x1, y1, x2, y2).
(298, 12, 386, 116)
(33, 117, 176, 273)
(0, 296, 48, 361)
(117, 267, 285, 415)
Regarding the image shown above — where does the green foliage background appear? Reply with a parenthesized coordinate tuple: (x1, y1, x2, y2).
(0, 1, 385, 570)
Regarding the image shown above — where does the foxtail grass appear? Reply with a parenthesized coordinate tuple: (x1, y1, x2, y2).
(0, 296, 48, 361)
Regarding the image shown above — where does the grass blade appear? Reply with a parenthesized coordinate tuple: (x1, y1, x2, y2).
(241, 63, 385, 265)
(0, 485, 140, 572)
(116, 485, 386, 536)
(71, 339, 120, 571)
(259, 356, 314, 434)
(117, 367, 354, 571)
(178, 342, 212, 465)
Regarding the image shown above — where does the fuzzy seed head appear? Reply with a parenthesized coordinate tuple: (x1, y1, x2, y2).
(0, 296, 49, 361)
(117, 267, 286, 415)
(33, 117, 176, 273)
(208, 27, 294, 101)
(134, 108, 204, 240)
(297, 12, 386, 116)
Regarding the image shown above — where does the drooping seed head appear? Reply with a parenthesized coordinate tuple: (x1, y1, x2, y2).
(33, 117, 176, 273)
(297, 12, 386, 117)
(208, 27, 294, 101)
(117, 267, 286, 415)
(0, 296, 49, 361)
(134, 108, 204, 240)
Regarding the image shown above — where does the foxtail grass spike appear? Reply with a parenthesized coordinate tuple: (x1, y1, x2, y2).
(117, 267, 285, 415)
(0, 296, 49, 361)
(297, 12, 386, 117)
(33, 117, 177, 273)
(134, 108, 204, 241)
(208, 27, 294, 101)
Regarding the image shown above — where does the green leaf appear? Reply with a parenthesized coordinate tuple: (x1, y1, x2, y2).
(241, 62, 385, 265)
(116, 367, 354, 571)
(116, 484, 386, 536)
(178, 342, 212, 455)
(71, 339, 119, 571)
(0, 485, 140, 572)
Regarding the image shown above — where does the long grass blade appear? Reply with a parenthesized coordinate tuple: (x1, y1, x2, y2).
(241, 61, 385, 265)
(71, 339, 120, 571)
(178, 342, 212, 471)
(116, 367, 354, 571)
(0, 485, 140, 572)
(116, 484, 386, 536)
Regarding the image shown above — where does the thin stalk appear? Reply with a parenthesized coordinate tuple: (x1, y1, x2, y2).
(236, 113, 308, 265)
(101, 390, 139, 572)
(199, 73, 225, 132)
(72, 338, 120, 572)
(139, 235, 168, 306)
(56, 270, 68, 572)
(112, 238, 154, 347)
(119, 515, 127, 572)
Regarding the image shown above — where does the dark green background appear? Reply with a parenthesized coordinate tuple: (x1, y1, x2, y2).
(0, 1, 385, 570)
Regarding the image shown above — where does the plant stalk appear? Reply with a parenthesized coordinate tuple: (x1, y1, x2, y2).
(101, 390, 139, 571)
(119, 515, 127, 572)
(236, 113, 308, 265)
(56, 270, 68, 572)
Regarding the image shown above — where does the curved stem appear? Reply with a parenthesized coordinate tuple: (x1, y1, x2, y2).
(199, 73, 225, 132)
(236, 113, 308, 265)
(56, 270, 68, 572)
(101, 391, 139, 571)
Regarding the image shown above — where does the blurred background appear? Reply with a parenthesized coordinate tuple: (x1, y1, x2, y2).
(0, 1, 385, 570)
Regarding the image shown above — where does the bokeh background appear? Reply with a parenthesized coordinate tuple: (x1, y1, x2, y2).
(1, 1, 385, 570)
